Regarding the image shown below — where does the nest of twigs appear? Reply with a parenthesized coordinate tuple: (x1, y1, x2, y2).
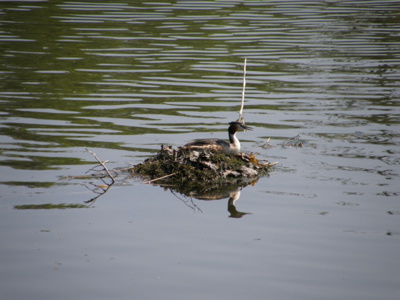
(129, 145, 273, 193)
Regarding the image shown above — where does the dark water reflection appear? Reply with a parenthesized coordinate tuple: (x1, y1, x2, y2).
(1, 1, 400, 300)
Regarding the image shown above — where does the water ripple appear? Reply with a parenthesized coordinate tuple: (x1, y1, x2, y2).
(0, 0, 399, 170)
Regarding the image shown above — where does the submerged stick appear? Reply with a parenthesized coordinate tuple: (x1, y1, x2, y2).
(142, 172, 178, 184)
(238, 58, 247, 123)
(85, 148, 115, 184)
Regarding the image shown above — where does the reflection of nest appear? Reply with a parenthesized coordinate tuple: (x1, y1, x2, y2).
(129, 145, 275, 218)
(130, 145, 273, 197)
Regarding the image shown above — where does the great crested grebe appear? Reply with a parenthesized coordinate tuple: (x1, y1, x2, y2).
(183, 121, 253, 155)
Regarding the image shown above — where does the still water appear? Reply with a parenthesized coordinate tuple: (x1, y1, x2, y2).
(1, 1, 399, 299)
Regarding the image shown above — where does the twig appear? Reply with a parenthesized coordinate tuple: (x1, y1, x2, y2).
(169, 190, 203, 213)
(238, 58, 247, 122)
(142, 172, 177, 184)
(85, 148, 115, 184)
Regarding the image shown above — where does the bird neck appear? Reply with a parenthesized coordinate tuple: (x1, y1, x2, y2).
(228, 123, 241, 153)
(229, 132, 240, 150)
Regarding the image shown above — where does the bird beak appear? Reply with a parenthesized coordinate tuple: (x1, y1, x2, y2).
(240, 123, 253, 131)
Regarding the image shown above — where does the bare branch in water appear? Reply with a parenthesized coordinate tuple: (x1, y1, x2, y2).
(85, 148, 115, 184)
(81, 148, 116, 205)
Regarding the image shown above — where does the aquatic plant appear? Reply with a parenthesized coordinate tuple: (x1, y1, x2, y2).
(130, 145, 274, 191)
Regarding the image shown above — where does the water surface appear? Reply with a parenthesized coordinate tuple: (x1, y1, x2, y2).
(1, 1, 399, 300)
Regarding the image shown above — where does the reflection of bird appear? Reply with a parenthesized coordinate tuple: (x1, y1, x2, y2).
(189, 188, 251, 218)
(227, 190, 251, 218)
(183, 121, 253, 155)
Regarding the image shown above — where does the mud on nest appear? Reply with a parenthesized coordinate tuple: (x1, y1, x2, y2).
(129, 145, 273, 190)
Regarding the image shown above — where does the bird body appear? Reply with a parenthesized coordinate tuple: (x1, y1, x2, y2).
(183, 121, 252, 155)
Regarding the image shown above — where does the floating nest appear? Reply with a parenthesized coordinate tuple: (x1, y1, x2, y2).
(129, 145, 274, 196)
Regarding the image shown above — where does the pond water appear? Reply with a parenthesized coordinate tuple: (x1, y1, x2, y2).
(1, 1, 399, 299)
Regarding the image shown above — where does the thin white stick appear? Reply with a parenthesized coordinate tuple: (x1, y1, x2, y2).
(142, 172, 177, 184)
(238, 58, 247, 122)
